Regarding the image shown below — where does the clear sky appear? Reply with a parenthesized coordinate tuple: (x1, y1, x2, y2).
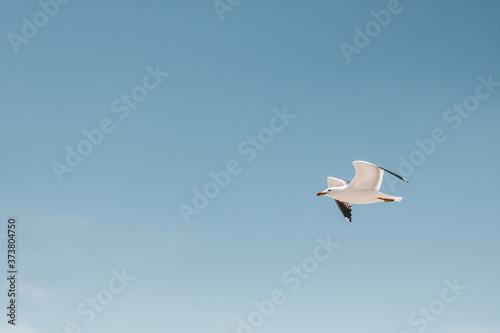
(1, 0, 499, 332)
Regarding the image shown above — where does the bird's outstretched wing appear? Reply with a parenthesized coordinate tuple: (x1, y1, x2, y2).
(327, 177, 349, 188)
(350, 161, 409, 191)
(335, 200, 352, 223)
(350, 161, 384, 191)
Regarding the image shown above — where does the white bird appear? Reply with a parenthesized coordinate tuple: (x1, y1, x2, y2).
(316, 161, 409, 223)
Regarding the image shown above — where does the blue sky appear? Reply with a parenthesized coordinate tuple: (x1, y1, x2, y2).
(1, 0, 499, 332)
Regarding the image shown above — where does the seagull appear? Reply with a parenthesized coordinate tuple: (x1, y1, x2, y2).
(316, 161, 409, 223)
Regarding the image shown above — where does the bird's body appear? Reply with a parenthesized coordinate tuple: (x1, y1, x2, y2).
(317, 161, 409, 222)
(327, 186, 401, 204)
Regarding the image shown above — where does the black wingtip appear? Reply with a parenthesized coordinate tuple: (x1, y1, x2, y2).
(335, 200, 352, 223)
(379, 166, 410, 183)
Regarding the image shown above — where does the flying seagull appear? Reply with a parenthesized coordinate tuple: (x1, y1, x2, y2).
(316, 161, 409, 222)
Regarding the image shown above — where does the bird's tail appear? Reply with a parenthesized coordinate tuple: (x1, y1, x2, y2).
(377, 194, 402, 202)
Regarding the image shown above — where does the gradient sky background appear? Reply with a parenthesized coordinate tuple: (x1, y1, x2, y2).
(1, 0, 499, 332)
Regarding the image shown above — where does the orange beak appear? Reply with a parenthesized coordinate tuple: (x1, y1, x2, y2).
(316, 191, 326, 196)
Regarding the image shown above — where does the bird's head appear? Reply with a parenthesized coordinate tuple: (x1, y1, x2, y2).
(316, 188, 335, 198)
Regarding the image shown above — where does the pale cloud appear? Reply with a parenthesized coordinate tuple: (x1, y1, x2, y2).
(19, 282, 54, 301)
